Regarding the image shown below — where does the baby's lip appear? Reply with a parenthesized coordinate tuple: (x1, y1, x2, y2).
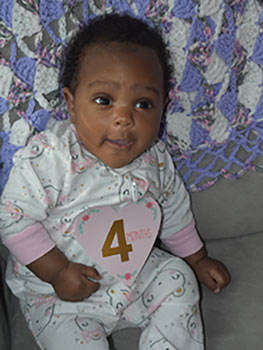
(110, 139, 131, 145)
(107, 138, 133, 148)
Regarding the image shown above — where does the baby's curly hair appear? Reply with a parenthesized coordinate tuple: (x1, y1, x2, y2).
(60, 13, 173, 97)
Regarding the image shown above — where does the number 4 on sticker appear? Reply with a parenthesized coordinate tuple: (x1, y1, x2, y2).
(102, 220, 133, 262)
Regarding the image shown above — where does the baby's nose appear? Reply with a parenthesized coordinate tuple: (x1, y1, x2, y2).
(113, 107, 135, 127)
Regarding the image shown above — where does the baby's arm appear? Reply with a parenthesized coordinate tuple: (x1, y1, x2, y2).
(184, 247, 230, 293)
(162, 227, 230, 293)
(2, 222, 101, 301)
(0, 135, 101, 301)
(27, 247, 101, 301)
(158, 149, 230, 293)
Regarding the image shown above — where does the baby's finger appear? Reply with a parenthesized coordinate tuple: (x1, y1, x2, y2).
(211, 267, 230, 289)
(82, 265, 101, 281)
(72, 274, 100, 301)
(84, 277, 100, 293)
(199, 272, 219, 293)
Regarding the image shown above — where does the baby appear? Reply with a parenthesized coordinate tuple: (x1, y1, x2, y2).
(0, 13, 230, 350)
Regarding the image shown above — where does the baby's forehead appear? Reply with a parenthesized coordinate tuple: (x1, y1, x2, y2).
(80, 42, 163, 75)
(83, 42, 162, 70)
(73, 41, 166, 96)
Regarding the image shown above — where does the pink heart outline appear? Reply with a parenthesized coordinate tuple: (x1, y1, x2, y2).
(73, 198, 161, 286)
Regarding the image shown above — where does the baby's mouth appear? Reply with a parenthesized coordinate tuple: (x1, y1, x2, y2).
(108, 139, 133, 148)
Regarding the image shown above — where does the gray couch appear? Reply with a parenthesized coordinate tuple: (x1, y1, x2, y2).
(1, 167, 263, 350)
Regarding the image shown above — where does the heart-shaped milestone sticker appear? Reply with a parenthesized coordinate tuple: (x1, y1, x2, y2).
(74, 198, 161, 286)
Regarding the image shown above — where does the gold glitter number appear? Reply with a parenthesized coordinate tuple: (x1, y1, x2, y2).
(102, 220, 133, 262)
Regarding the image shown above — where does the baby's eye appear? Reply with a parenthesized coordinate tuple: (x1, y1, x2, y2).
(94, 96, 112, 106)
(135, 100, 152, 110)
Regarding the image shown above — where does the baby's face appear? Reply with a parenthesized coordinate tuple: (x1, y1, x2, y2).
(63, 42, 166, 168)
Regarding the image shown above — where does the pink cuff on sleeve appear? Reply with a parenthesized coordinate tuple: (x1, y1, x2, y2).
(3, 223, 56, 265)
(162, 220, 203, 258)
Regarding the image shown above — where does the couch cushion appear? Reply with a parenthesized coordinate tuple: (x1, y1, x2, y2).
(202, 231, 263, 350)
(191, 170, 263, 240)
(0, 257, 11, 350)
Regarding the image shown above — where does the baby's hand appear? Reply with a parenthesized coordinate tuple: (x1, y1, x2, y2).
(51, 261, 101, 301)
(184, 248, 230, 293)
(193, 256, 230, 293)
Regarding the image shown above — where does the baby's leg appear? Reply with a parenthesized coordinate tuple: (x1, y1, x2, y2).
(139, 290, 203, 350)
(20, 297, 110, 350)
(124, 249, 204, 350)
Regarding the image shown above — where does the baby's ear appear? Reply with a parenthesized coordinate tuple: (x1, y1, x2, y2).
(63, 87, 76, 123)
(164, 96, 169, 108)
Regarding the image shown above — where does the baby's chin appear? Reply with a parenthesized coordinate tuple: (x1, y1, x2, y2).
(97, 150, 144, 169)
(101, 158, 135, 169)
